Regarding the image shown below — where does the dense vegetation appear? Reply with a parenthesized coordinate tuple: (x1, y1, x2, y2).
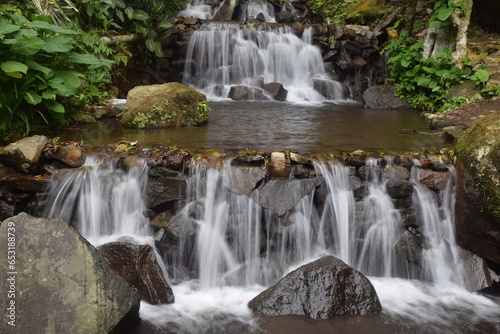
(0, 0, 186, 141)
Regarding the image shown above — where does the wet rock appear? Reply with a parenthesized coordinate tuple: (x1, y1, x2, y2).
(250, 178, 321, 216)
(146, 176, 188, 210)
(275, 10, 294, 23)
(121, 82, 208, 129)
(98, 242, 174, 305)
(415, 168, 450, 191)
(394, 230, 422, 272)
(268, 152, 291, 179)
(1, 174, 50, 192)
(0, 135, 49, 173)
(0, 200, 15, 220)
(383, 165, 410, 180)
(454, 112, 500, 265)
(460, 249, 500, 292)
(228, 85, 269, 101)
(362, 84, 412, 110)
(149, 210, 174, 229)
(264, 82, 288, 101)
(147, 152, 188, 170)
(386, 179, 414, 198)
(393, 156, 414, 169)
(43, 144, 85, 168)
(0, 213, 140, 334)
(248, 256, 381, 319)
(222, 166, 267, 195)
(231, 154, 265, 166)
(313, 79, 348, 99)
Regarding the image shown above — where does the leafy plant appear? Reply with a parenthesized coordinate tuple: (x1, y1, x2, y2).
(0, 8, 113, 139)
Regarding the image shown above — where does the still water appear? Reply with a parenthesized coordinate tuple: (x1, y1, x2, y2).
(65, 101, 446, 153)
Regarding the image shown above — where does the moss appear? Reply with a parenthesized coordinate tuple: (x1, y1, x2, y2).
(344, 0, 388, 24)
(455, 112, 500, 220)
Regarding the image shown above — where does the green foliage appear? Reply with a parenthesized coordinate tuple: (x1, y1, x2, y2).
(0, 8, 113, 139)
(384, 31, 496, 112)
(428, 0, 470, 29)
(68, 0, 187, 57)
(309, 0, 359, 25)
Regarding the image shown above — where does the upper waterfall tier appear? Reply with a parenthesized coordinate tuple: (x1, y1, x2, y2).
(179, 0, 276, 22)
(182, 23, 347, 102)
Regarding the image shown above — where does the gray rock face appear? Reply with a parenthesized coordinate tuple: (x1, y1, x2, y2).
(264, 82, 288, 101)
(146, 175, 188, 210)
(228, 85, 269, 101)
(222, 165, 267, 195)
(250, 178, 320, 217)
(248, 256, 382, 319)
(98, 242, 175, 305)
(385, 179, 414, 198)
(0, 213, 140, 334)
(362, 84, 412, 110)
(0, 135, 49, 173)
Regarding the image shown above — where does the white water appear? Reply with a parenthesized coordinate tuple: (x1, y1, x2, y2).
(183, 23, 345, 102)
(40, 157, 500, 333)
(178, 0, 216, 20)
(238, 0, 276, 22)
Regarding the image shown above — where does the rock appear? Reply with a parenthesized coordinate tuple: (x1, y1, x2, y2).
(248, 256, 381, 319)
(352, 55, 368, 69)
(460, 249, 500, 292)
(121, 82, 208, 129)
(183, 16, 198, 25)
(268, 152, 291, 179)
(1, 174, 50, 192)
(250, 178, 322, 217)
(228, 85, 269, 101)
(0, 135, 49, 173)
(43, 144, 85, 168)
(313, 79, 348, 100)
(98, 242, 175, 305)
(146, 176, 188, 210)
(275, 10, 294, 23)
(362, 84, 412, 110)
(415, 168, 450, 191)
(384, 165, 410, 180)
(0, 213, 140, 334)
(222, 166, 267, 195)
(264, 82, 288, 101)
(345, 0, 388, 23)
(0, 200, 15, 220)
(386, 178, 414, 198)
(454, 112, 500, 265)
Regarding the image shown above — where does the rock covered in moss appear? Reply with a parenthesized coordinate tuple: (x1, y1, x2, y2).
(121, 82, 209, 129)
(345, 0, 388, 23)
(455, 112, 500, 220)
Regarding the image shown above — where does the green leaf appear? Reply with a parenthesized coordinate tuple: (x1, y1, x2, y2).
(116, 9, 125, 22)
(145, 38, 156, 52)
(423, 66, 436, 74)
(437, 7, 454, 21)
(25, 60, 53, 76)
(474, 69, 490, 83)
(401, 59, 410, 68)
(429, 20, 442, 29)
(11, 36, 44, 56)
(44, 99, 65, 113)
(417, 77, 431, 87)
(86, 5, 95, 16)
(0, 21, 20, 39)
(133, 9, 149, 21)
(68, 53, 115, 67)
(124, 7, 134, 19)
(1, 61, 28, 74)
(49, 69, 81, 95)
(40, 36, 74, 53)
(24, 90, 43, 105)
(25, 21, 78, 35)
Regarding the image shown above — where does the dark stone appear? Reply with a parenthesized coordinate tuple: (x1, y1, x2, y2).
(386, 179, 414, 198)
(383, 165, 410, 180)
(250, 178, 321, 216)
(98, 242, 174, 305)
(415, 168, 450, 191)
(313, 79, 348, 100)
(264, 82, 288, 101)
(352, 55, 368, 69)
(248, 256, 381, 319)
(2, 174, 50, 192)
(146, 176, 188, 210)
(228, 85, 270, 101)
(0, 213, 140, 333)
(0, 200, 15, 220)
(275, 10, 295, 23)
(362, 84, 412, 110)
(147, 152, 188, 170)
(231, 154, 266, 166)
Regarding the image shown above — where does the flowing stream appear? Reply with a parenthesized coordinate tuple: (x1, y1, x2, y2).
(40, 156, 500, 334)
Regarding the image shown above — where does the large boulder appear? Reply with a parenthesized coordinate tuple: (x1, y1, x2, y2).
(454, 112, 500, 265)
(0, 135, 49, 173)
(0, 213, 140, 334)
(222, 165, 267, 195)
(121, 82, 209, 129)
(98, 242, 175, 305)
(248, 256, 382, 319)
(362, 84, 412, 110)
(228, 85, 270, 101)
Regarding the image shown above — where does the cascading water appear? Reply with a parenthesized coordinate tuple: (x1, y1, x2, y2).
(39, 155, 500, 333)
(183, 23, 345, 102)
(238, 0, 276, 22)
(41, 156, 150, 246)
(178, 0, 216, 20)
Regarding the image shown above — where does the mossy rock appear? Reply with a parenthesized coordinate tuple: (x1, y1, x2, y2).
(344, 0, 388, 24)
(455, 112, 500, 220)
(121, 82, 209, 129)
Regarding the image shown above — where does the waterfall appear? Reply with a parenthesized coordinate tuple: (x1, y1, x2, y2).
(178, 0, 216, 19)
(40, 156, 150, 246)
(183, 23, 345, 102)
(412, 164, 465, 286)
(238, 0, 276, 22)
